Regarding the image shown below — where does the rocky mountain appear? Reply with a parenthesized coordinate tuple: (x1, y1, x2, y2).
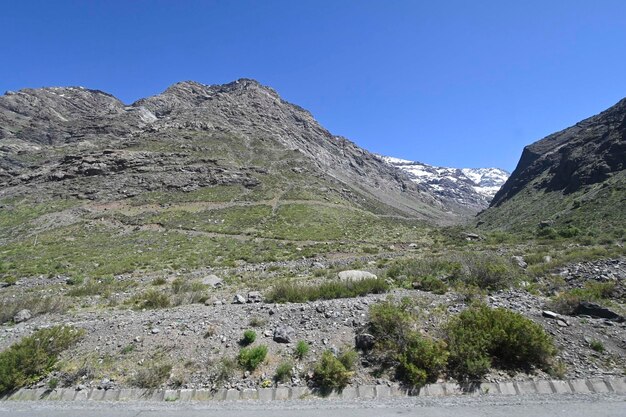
(478, 98, 626, 234)
(0, 79, 462, 224)
(379, 156, 509, 212)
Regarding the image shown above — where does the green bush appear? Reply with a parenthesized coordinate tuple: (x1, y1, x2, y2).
(558, 226, 580, 238)
(312, 351, 352, 392)
(237, 345, 268, 371)
(338, 349, 358, 371)
(368, 299, 416, 349)
(151, 277, 166, 286)
(396, 332, 449, 387)
(267, 278, 388, 303)
(413, 275, 448, 294)
(294, 340, 310, 360)
(368, 300, 448, 387)
(537, 227, 558, 239)
(240, 330, 257, 346)
(386, 253, 521, 292)
(548, 281, 617, 315)
(589, 340, 605, 353)
(0, 326, 84, 394)
(274, 361, 293, 383)
(131, 289, 170, 310)
(386, 258, 460, 285)
(446, 304, 556, 381)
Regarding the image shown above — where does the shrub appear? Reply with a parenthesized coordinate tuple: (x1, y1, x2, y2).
(338, 349, 358, 371)
(446, 304, 556, 381)
(237, 345, 268, 371)
(0, 294, 67, 324)
(0, 326, 84, 394)
(451, 253, 520, 290)
(130, 363, 172, 388)
(368, 299, 416, 350)
(240, 330, 257, 346)
(131, 289, 170, 310)
(589, 340, 605, 353)
(266, 278, 388, 303)
(413, 275, 448, 294)
(312, 351, 352, 392)
(248, 317, 266, 327)
(151, 277, 166, 286)
(3, 276, 17, 286)
(213, 357, 237, 385)
(386, 253, 521, 292)
(294, 340, 310, 360)
(171, 278, 207, 305)
(537, 227, 558, 239)
(558, 226, 580, 238)
(548, 281, 617, 315)
(396, 332, 449, 387)
(367, 300, 447, 387)
(274, 361, 293, 383)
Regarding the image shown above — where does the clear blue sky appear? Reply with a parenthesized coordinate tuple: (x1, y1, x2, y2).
(2, 1, 626, 171)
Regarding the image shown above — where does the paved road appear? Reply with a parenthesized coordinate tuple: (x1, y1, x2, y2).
(1, 394, 625, 417)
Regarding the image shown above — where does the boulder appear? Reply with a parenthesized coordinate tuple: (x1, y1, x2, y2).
(355, 333, 375, 350)
(573, 302, 624, 322)
(273, 325, 295, 343)
(337, 270, 377, 282)
(233, 294, 246, 304)
(247, 291, 262, 303)
(511, 256, 527, 269)
(202, 274, 223, 288)
(13, 309, 32, 323)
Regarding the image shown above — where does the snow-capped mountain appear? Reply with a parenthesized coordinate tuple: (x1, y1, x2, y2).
(379, 156, 509, 211)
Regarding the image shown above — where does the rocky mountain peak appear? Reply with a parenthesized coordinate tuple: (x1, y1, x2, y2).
(380, 156, 509, 213)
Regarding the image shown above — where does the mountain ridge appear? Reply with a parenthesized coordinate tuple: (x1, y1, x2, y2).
(379, 155, 509, 213)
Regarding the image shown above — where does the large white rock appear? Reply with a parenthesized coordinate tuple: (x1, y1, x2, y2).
(337, 270, 377, 282)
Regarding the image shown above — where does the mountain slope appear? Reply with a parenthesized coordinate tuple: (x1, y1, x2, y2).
(478, 98, 626, 235)
(380, 156, 509, 213)
(0, 79, 466, 279)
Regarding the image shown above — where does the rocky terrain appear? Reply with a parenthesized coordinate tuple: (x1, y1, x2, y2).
(380, 156, 509, 213)
(0, 254, 624, 393)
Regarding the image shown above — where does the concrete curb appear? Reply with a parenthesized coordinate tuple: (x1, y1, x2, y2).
(2, 377, 625, 402)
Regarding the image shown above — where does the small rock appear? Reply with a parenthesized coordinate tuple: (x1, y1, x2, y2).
(233, 294, 246, 304)
(13, 309, 32, 323)
(151, 328, 160, 334)
(542, 310, 560, 320)
(511, 256, 527, 269)
(273, 325, 295, 343)
(556, 320, 568, 327)
(247, 291, 262, 303)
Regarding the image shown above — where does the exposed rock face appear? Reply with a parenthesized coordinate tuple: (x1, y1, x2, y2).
(491, 98, 626, 207)
(478, 98, 626, 233)
(0, 79, 467, 224)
